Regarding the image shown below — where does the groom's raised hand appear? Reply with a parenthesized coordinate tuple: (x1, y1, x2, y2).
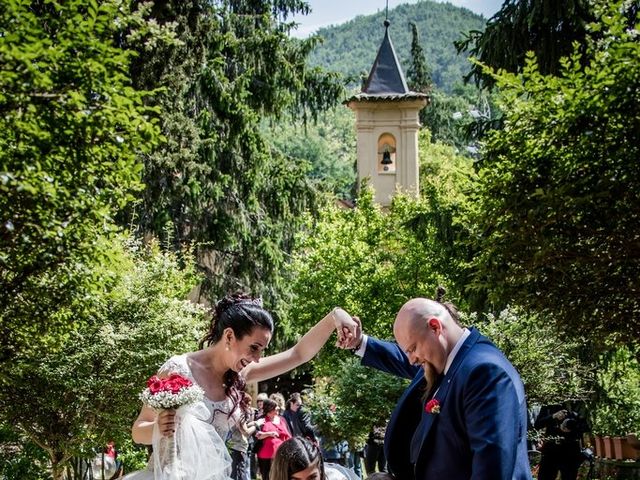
(342, 315, 363, 350)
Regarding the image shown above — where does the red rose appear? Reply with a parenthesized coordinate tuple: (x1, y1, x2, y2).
(425, 399, 441, 414)
(168, 374, 192, 388)
(147, 375, 163, 394)
(162, 374, 191, 394)
(164, 380, 180, 394)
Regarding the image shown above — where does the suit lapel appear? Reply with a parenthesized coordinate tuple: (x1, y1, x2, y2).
(411, 328, 481, 464)
(385, 370, 426, 478)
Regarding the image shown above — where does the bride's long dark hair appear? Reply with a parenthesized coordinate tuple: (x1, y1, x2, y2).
(199, 292, 274, 417)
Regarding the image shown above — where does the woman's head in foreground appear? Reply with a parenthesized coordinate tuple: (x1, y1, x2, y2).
(270, 437, 324, 480)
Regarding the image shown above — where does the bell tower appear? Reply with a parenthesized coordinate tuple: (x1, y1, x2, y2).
(346, 20, 428, 206)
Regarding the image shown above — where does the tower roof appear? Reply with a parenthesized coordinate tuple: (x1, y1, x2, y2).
(363, 20, 409, 95)
(346, 20, 428, 104)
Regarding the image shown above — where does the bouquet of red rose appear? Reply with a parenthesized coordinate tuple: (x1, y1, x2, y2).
(134, 373, 230, 480)
(140, 374, 204, 410)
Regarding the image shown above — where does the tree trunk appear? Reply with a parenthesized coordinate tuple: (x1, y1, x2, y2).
(51, 461, 65, 480)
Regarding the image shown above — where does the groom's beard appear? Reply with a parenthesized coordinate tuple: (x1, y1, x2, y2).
(422, 362, 439, 401)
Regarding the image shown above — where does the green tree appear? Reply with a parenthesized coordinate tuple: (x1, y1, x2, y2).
(266, 106, 357, 200)
(126, 0, 345, 300)
(284, 189, 456, 360)
(470, 1, 640, 349)
(471, 307, 592, 405)
(406, 22, 431, 93)
(306, 357, 408, 449)
(455, 0, 594, 88)
(0, 0, 161, 364)
(0, 236, 206, 480)
(591, 347, 640, 436)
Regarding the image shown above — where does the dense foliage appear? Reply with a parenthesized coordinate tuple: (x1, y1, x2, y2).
(307, 0, 486, 91)
(126, 0, 345, 300)
(0, 236, 206, 480)
(455, 0, 594, 88)
(472, 308, 592, 405)
(265, 107, 357, 200)
(307, 357, 408, 449)
(0, 0, 161, 366)
(591, 347, 640, 436)
(470, 1, 640, 349)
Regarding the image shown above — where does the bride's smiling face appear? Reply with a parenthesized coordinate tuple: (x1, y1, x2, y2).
(226, 326, 271, 372)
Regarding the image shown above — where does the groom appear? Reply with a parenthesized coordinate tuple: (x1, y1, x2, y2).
(343, 298, 531, 480)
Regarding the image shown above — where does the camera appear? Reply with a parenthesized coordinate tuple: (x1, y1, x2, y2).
(558, 410, 581, 433)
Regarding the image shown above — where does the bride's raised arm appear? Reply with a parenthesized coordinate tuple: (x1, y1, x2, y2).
(242, 308, 357, 383)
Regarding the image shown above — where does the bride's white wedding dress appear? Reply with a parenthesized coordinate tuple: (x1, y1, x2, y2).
(123, 354, 238, 480)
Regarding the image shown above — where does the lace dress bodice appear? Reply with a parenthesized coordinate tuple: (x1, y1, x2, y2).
(159, 354, 241, 441)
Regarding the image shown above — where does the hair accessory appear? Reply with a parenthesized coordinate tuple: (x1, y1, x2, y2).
(435, 286, 446, 303)
(216, 292, 263, 317)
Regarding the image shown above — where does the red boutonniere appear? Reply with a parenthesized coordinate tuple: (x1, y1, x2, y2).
(425, 398, 441, 415)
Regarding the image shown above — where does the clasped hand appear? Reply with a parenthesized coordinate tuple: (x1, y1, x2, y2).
(332, 307, 362, 350)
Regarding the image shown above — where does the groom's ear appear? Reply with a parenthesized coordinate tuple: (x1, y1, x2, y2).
(427, 318, 440, 331)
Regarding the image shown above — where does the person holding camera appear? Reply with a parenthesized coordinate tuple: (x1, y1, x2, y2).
(534, 404, 586, 480)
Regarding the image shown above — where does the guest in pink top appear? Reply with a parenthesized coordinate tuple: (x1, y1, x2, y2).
(256, 399, 292, 480)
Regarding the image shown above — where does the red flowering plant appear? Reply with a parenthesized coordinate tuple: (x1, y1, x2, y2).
(140, 373, 204, 409)
(425, 399, 441, 415)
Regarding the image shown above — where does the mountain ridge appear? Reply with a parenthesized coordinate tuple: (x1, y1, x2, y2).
(308, 0, 487, 91)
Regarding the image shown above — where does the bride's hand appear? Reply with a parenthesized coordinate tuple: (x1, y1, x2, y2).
(332, 308, 361, 349)
(157, 409, 176, 437)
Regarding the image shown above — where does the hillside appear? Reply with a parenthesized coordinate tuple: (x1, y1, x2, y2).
(308, 1, 487, 91)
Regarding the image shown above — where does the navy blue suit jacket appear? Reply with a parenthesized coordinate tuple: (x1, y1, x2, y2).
(361, 328, 531, 480)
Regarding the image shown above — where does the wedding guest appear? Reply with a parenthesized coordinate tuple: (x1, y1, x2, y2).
(282, 392, 317, 442)
(256, 399, 292, 480)
(270, 437, 359, 480)
(364, 423, 387, 475)
(256, 392, 269, 416)
(251, 392, 269, 479)
(534, 403, 587, 480)
(270, 392, 286, 413)
(229, 393, 258, 480)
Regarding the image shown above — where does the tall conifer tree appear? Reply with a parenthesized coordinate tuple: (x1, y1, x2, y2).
(127, 0, 344, 299)
(456, 0, 594, 88)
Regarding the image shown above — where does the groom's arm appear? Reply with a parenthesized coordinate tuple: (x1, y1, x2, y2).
(359, 335, 420, 380)
(463, 361, 524, 480)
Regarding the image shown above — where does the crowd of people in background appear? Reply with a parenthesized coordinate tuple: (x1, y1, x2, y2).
(223, 389, 391, 480)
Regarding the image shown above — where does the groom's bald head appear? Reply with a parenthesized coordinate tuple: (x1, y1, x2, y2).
(393, 298, 459, 338)
(393, 298, 464, 392)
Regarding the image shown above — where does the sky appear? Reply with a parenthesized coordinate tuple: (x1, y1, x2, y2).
(291, 0, 504, 38)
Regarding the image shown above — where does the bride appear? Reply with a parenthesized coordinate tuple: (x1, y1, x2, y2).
(124, 293, 358, 480)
